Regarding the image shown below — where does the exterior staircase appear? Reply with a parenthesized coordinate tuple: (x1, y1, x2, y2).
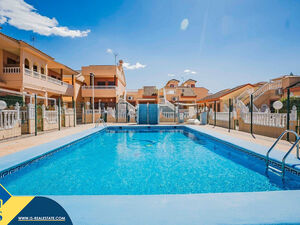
(236, 79, 282, 112)
(159, 88, 175, 111)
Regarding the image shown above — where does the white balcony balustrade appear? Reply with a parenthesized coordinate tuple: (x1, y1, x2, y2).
(22, 68, 72, 88)
(210, 111, 236, 122)
(82, 85, 116, 89)
(162, 112, 175, 119)
(240, 106, 297, 128)
(0, 103, 20, 130)
(3, 67, 20, 74)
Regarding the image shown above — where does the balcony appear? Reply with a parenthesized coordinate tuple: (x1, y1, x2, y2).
(81, 85, 117, 98)
(2, 67, 73, 96)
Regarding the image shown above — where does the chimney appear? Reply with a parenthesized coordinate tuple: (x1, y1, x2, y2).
(118, 59, 123, 70)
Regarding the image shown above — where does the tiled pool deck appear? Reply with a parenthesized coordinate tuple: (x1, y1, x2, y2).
(0, 125, 300, 224)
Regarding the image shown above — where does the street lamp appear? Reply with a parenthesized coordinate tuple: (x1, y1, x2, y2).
(90, 73, 95, 123)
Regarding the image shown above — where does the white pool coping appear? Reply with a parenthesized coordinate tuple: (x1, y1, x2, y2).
(51, 190, 300, 225)
(186, 125, 300, 169)
(0, 126, 105, 173)
(1, 125, 300, 224)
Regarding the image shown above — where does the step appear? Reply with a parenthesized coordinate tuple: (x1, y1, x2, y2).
(268, 165, 282, 175)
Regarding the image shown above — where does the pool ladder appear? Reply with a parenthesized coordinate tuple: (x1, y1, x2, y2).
(95, 118, 107, 128)
(266, 130, 300, 178)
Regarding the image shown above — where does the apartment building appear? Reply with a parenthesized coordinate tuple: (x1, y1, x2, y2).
(81, 60, 126, 109)
(161, 79, 209, 105)
(248, 74, 300, 112)
(0, 32, 78, 105)
(126, 86, 159, 106)
(197, 83, 254, 112)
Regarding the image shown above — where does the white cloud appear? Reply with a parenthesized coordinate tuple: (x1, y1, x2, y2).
(168, 73, 175, 77)
(0, 0, 90, 38)
(106, 48, 113, 54)
(123, 62, 146, 70)
(184, 69, 197, 74)
(180, 18, 189, 30)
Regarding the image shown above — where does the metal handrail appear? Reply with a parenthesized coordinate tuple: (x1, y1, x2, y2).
(95, 118, 107, 128)
(282, 138, 300, 177)
(266, 130, 300, 177)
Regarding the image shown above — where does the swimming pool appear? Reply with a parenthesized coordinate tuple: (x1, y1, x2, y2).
(1, 126, 300, 195)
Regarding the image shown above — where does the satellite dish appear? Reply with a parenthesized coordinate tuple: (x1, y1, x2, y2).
(273, 101, 283, 110)
(260, 104, 269, 112)
(0, 100, 7, 110)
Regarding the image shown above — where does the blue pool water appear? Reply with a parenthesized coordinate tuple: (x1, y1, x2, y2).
(1, 127, 300, 195)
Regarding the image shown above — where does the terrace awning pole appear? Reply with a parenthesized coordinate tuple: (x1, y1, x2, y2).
(34, 94, 37, 136)
(250, 94, 253, 135)
(214, 101, 216, 127)
(287, 88, 290, 141)
(228, 99, 231, 132)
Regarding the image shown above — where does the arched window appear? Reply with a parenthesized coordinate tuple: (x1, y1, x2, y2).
(41, 66, 45, 74)
(24, 58, 30, 69)
(33, 63, 38, 72)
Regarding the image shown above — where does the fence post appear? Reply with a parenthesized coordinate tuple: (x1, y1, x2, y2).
(116, 103, 118, 123)
(82, 105, 85, 124)
(228, 99, 231, 132)
(287, 88, 290, 141)
(126, 102, 129, 123)
(250, 94, 253, 135)
(58, 98, 61, 131)
(214, 101, 216, 127)
(15, 102, 20, 122)
(34, 94, 37, 136)
(73, 100, 76, 127)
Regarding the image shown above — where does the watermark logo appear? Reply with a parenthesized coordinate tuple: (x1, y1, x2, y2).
(0, 199, 3, 221)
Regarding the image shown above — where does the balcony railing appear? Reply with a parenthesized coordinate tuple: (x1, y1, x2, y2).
(3, 67, 20, 74)
(23, 68, 71, 88)
(82, 85, 116, 89)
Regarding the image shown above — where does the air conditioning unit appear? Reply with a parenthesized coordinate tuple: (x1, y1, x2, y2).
(275, 88, 283, 96)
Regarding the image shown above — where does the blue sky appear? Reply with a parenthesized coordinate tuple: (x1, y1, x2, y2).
(1, 0, 300, 92)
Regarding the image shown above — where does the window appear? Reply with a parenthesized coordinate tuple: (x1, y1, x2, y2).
(167, 90, 175, 94)
(191, 84, 195, 88)
(108, 81, 115, 86)
(97, 81, 106, 86)
(41, 67, 45, 74)
(170, 84, 174, 88)
(24, 59, 30, 69)
(7, 58, 17, 65)
(33, 64, 38, 72)
(128, 96, 133, 100)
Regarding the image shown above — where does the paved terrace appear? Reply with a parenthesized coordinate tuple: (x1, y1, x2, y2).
(0, 123, 294, 157)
